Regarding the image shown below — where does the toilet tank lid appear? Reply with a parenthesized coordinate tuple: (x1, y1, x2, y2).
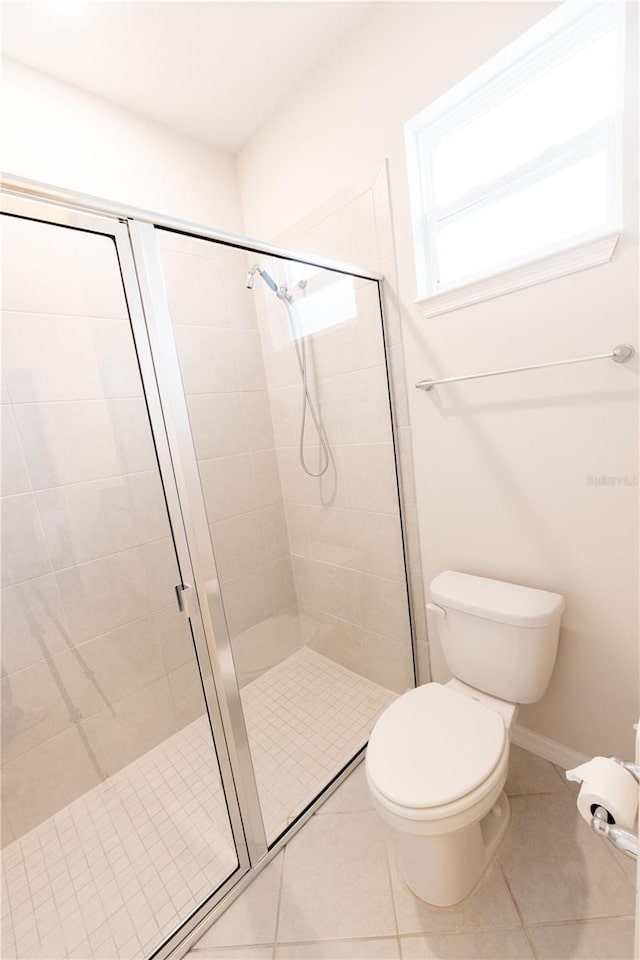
(430, 571, 565, 627)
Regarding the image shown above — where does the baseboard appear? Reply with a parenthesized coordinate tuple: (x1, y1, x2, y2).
(512, 723, 590, 769)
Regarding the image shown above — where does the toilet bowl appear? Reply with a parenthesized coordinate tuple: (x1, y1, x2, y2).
(366, 680, 515, 905)
(366, 571, 564, 907)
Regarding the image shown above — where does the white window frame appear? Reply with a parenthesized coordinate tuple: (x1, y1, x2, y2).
(405, 1, 626, 318)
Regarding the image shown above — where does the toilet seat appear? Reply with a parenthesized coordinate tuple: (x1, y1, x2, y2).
(367, 683, 507, 816)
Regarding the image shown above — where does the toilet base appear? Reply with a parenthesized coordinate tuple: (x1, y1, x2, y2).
(396, 792, 511, 907)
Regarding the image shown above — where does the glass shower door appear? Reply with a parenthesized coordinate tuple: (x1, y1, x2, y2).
(1, 210, 244, 960)
(147, 228, 413, 846)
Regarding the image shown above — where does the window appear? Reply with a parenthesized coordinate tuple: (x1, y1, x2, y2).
(405, 2, 626, 315)
(285, 262, 357, 339)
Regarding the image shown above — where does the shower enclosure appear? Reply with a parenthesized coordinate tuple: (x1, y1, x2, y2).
(1, 180, 415, 960)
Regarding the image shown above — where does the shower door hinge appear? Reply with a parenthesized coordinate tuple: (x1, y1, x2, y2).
(174, 583, 199, 620)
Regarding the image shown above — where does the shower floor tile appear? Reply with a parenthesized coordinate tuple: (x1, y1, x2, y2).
(1, 650, 395, 960)
(1, 714, 238, 960)
(240, 648, 396, 842)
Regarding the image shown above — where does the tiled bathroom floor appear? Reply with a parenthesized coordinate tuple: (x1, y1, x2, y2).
(186, 747, 637, 960)
(1, 649, 395, 960)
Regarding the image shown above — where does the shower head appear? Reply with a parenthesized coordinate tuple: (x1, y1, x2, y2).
(246, 264, 278, 293)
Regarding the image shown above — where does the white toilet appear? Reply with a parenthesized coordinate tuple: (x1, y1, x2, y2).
(366, 570, 564, 907)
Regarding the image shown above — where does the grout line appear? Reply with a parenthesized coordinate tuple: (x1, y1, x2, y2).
(1, 672, 201, 775)
(593, 825, 639, 893)
(384, 835, 401, 940)
(2, 533, 171, 587)
(6, 465, 161, 498)
(525, 913, 637, 928)
(397, 930, 523, 940)
(504, 789, 573, 799)
(189, 943, 275, 950)
(2, 309, 129, 322)
(2, 590, 177, 684)
(3, 392, 145, 407)
(195, 934, 406, 957)
(497, 863, 539, 959)
(188, 945, 274, 959)
(16, 449, 113, 787)
(4, 608, 172, 679)
(273, 934, 403, 947)
(7, 395, 148, 411)
(602, 852, 638, 894)
(2, 532, 171, 591)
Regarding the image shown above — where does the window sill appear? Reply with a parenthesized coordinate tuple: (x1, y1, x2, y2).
(416, 231, 620, 319)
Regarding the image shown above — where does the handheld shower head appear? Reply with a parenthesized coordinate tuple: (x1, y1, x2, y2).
(246, 264, 279, 293)
(245, 262, 330, 478)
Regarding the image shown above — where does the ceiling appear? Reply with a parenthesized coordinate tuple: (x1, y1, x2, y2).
(1, 1, 372, 152)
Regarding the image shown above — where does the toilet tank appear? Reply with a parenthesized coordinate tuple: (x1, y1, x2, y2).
(430, 571, 564, 704)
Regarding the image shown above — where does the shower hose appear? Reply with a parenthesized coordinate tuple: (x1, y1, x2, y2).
(281, 294, 331, 478)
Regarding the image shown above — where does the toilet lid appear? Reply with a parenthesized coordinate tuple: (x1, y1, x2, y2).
(367, 683, 506, 809)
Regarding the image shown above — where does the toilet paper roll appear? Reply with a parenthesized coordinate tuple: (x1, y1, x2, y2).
(566, 757, 638, 829)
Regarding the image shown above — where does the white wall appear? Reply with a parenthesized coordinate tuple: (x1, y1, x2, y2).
(238, 1, 640, 758)
(2, 59, 243, 231)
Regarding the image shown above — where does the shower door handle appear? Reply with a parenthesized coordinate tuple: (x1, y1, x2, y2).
(175, 583, 199, 619)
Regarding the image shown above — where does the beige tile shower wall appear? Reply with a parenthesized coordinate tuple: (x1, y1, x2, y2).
(252, 171, 417, 695)
(0, 216, 201, 844)
(156, 232, 300, 686)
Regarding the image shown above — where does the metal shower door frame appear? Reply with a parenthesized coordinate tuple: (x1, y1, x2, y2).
(127, 221, 269, 868)
(0, 190, 254, 957)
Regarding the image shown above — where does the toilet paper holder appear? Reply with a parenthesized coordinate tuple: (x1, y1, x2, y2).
(590, 758, 639, 861)
(610, 757, 640, 783)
